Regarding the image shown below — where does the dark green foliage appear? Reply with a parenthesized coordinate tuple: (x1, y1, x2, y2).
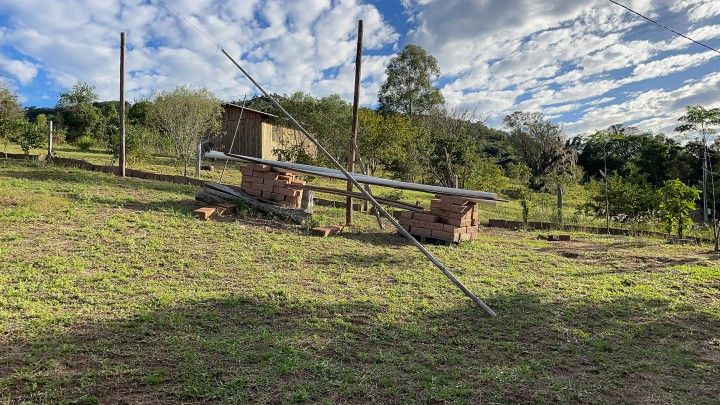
(503, 112, 576, 190)
(660, 179, 700, 238)
(76, 134, 94, 151)
(13, 119, 45, 154)
(0, 84, 23, 148)
(57, 82, 98, 108)
(577, 128, 687, 187)
(583, 174, 660, 222)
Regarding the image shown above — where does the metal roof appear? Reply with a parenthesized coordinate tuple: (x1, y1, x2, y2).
(222, 103, 278, 118)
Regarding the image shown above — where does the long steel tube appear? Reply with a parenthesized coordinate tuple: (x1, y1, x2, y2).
(205, 151, 501, 203)
(219, 49, 496, 316)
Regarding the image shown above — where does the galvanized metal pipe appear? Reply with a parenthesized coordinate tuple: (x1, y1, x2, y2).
(205, 151, 501, 204)
(218, 49, 497, 317)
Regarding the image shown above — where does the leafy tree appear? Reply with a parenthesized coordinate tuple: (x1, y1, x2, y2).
(659, 179, 700, 239)
(583, 174, 660, 223)
(464, 156, 508, 193)
(675, 105, 720, 224)
(418, 107, 479, 187)
(0, 84, 23, 150)
(57, 82, 98, 108)
(57, 82, 101, 143)
(506, 162, 532, 187)
(578, 128, 681, 186)
(503, 111, 576, 190)
(149, 86, 222, 176)
(95, 102, 119, 148)
(378, 44, 444, 116)
(356, 108, 414, 177)
(61, 103, 100, 143)
(128, 100, 153, 126)
(12, 119, 45, 155)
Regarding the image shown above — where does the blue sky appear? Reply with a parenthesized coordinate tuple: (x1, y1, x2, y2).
(1, 0, 719, 135)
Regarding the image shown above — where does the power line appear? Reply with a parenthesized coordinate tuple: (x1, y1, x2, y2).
(609, 0, 720, 55)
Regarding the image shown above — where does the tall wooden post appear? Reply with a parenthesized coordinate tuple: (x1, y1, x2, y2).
(119, 32, 126, 177)
(346, 19, 363, 226)
(47, 120, 53, 159)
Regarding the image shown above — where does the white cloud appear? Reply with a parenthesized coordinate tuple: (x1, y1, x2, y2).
(0, 57, 38, 84)
(0, 0, 397, 105)
(404, 0, 720, 136)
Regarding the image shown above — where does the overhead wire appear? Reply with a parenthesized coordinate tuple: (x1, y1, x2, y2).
(609, 0, 720, 54)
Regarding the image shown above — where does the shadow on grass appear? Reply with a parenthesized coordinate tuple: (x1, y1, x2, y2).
(1, 292, 717, 403)
(335, 230, 414, 247)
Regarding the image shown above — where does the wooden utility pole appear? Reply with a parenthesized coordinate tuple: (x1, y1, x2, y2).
(346, 19, 363, 226)
(47, 120, 53, 159)
(119, 32, 126, 177)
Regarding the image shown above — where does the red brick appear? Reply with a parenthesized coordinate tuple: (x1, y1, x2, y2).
(413, 227, 432, 237)
(254, 170, 278, 179)
(264, 178, 290, 187)
(246, 188, 262, 197)
(311, 227, 332, 237)
(399, 218, 419, 227)
(252, 163, 272, 172)
(194, 207, 216, 220)
(431, 229, 455, 241)
(414, 212, 439, 223)
(424, 221, 445, 231)
(444, 217, 472, 227)
(400, 211, 414, 219)
(437, 195, 473, 206)
(431, 199, 473, 214)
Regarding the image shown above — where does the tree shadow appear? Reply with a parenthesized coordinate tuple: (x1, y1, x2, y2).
(1, 291, 717, 403)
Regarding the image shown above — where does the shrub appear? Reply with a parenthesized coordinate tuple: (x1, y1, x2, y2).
(76, 134, 94, 151)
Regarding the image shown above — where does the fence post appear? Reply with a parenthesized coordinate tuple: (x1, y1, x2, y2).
(47, 120, 53, 159)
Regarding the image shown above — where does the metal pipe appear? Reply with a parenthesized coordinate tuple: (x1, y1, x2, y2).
(205, 151, 500, 203)
(218, 49, 496, 316)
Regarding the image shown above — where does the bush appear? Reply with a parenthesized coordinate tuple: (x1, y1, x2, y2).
(76, 134, 94, 151)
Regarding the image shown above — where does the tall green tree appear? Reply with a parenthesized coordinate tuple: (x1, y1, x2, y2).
(57, 82, 101, 143)
(378, 44, 444, 116)
(0, 83, 23, 150)
(13, 119, 45, 155)
(675, 105, 720, 224)
(149, 86, 222, 176)
(660, 179, 700, 239)
(57, 82, 98, 108)
(503, 111, 576, 190)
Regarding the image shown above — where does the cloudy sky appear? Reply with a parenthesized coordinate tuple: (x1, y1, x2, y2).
(1, 0, 719, 135)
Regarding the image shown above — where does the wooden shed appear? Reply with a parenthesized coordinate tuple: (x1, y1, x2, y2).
(216, 103, 316, 159)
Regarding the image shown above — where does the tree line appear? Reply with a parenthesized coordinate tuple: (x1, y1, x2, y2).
(1, 43, 718, 248)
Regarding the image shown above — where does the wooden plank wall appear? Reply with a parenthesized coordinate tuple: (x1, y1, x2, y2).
(219, 109, 264, 157)
(264, 124, 318, 159)
(218, 106, 317, 159)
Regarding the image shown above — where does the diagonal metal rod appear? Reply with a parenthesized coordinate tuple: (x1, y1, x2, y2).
(220, 49, 496, 316)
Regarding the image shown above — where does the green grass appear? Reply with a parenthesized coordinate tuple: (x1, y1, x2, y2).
(1, 157, 719, 403)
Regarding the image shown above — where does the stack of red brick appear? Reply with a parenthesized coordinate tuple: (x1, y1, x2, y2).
(240, 163, 305, 208)
(397, 195, 479, 243)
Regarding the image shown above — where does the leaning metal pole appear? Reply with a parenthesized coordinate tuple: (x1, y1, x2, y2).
(220, 49, 496, 316)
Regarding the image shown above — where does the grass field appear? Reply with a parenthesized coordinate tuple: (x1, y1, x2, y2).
(1, 159, 719, 403)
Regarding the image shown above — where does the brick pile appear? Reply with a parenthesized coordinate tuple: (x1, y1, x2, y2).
(240, 163, 305, 208)
(397, 195, 479, 243)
